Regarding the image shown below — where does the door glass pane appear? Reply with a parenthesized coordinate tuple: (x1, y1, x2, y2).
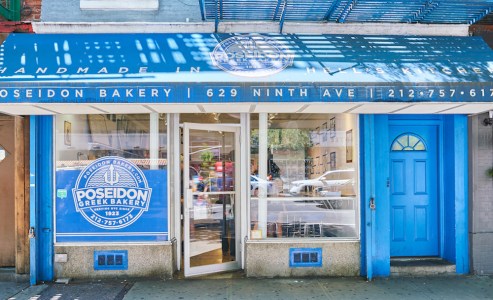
(188, 129, 236, 268)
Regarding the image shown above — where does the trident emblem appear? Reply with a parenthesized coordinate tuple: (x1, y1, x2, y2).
(104, 164, 120, 185)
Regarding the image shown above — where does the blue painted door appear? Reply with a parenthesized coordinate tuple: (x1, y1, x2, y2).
(389, 125, 438, 256)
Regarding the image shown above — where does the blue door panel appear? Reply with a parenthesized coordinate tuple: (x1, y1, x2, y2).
(392, 207, 405, 241)
(414, 206, 428, 241)
(414, 160, 427, 195)
(390, 125, 438, 257)
(391, 160, 405, 195)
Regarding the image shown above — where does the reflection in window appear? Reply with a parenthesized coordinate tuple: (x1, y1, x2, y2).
(55, 114, 167, 170)
(391, 133, 426, 151)
(250, 114, 359, 239)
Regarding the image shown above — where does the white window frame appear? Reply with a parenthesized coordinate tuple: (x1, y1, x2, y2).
(80, 0, 159, 11)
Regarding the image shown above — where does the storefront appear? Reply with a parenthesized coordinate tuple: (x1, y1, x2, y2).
(1, 32, 490, 282)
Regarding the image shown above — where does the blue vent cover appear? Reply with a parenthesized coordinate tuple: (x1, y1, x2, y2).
(94, 250, 128, 271)
(289, 248, 322, 268)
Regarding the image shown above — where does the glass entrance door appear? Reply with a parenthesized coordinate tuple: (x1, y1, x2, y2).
(183, 123, 240, 277)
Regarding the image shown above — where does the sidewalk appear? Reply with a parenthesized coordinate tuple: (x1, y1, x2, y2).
(2, 275, 493, 300)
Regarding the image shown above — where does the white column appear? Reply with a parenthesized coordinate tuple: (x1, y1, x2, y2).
(240, 113, 250, 268)
(258, 113, 268, 238)
(149, 112, 159, 170)
(171, 113, 181, 270)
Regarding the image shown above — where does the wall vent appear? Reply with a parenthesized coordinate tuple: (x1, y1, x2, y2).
(289, 248, 322, 268)
(94, 250, 128, 271)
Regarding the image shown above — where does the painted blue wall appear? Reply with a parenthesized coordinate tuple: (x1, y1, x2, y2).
(29, 116, 37, 285)
(360, 115, 390, 278)
(443, 116, 457, 263)
(35, 116, 54, 281)
(451, 115, 469, 274)
(373, 115, 390, 276)
(442, 115, 470, 274)
(359, 115, 368, 277)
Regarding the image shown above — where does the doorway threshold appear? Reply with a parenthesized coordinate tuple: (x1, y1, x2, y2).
(390, 257, 456, 276)
(174, 269, 245, 280)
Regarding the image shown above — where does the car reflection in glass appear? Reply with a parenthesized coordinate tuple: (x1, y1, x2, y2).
(289, 169, 355, 197)
(250, 175, 276, 196)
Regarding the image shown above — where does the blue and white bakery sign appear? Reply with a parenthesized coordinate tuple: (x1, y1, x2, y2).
(72, 157, 152, 229)
(56, 156, 168, 242)
(211, 35, 294, 77)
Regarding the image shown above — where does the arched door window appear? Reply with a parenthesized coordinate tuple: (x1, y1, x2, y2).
(391, 133, 426, 151)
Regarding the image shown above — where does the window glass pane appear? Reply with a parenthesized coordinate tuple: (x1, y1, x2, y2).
(397, 135, 408, 148)
(54, 114, 168, 243)
(391, 134, 426, 152)
(414, 141, 425, 151)
(391, 143, 403, 151)
(250, 114, 359, 239)
(408, 135, 419, 148)
(56, 114, 167, 170)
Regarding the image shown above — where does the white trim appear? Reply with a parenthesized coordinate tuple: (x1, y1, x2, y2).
(150, 112, 159, 170)
(184, 261, 239, 277)
(246, 239, 359, 244)
(55, 242, 173, 246)
(80, 0, 159, 11)
(240, 113, 249, 269)
(191, 192, 235, 197)
(56, 232, 168, 236)
(15, 103, 492, 117)
(258, 113, 268, 238)
(172, 114, 181, 271)
(33, 22, 470, 36)
(183, 126, 191, 275)
(182, 123, 241, 277)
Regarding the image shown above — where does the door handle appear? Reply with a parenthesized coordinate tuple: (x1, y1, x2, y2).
(28, 227, 35, 239)
(370, 197, 376, 210)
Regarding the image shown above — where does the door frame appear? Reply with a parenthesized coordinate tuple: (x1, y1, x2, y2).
(182, 122, 241, 277)
(361, 114, 468, 279)
(388, 120, 443, 257)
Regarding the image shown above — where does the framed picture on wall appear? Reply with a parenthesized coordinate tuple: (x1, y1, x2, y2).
(315, 156, 320, 174)
(329, 117, 336, 139)
(323, 152, 328, 172)
(310, 129, 317, 145)
(315, 127, 320, 145)
(330, 152, 336, 170)
(322, 122, 328, 143)
(64, 121, 72, 146)
(346, 129, 353, 163)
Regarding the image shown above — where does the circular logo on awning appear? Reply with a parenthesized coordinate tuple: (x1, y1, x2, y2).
(72, 156, 152, 230)
(211, 35, 294, 77)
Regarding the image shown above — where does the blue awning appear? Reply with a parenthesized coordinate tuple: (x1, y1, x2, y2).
(1, 33, 493, 104)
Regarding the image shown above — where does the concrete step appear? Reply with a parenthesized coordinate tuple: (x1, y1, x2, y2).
(390, 257, 456, 276)
(0, 268, 29, 282)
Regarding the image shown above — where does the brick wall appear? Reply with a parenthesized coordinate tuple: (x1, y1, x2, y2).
(21, 0, 42, 21)
(470, 113, 493, 275)
(0, 0, 40, 22)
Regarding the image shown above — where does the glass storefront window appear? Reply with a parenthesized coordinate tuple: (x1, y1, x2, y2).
(56, 114, 167, 170)
(250, 113, 359, 239)
(54, 114, 169, 243)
